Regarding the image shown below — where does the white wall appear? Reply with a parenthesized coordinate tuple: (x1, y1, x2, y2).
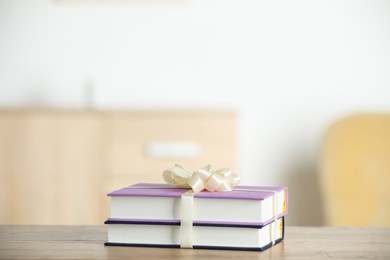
(1, 0, 390, 225)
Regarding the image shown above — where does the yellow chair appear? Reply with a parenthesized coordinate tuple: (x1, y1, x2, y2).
(320, 113, 390, 226)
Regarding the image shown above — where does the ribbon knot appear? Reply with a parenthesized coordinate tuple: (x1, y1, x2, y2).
(163, 165, 240, 193)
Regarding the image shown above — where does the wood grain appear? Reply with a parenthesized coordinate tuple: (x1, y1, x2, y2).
(0, 226, 389, 260)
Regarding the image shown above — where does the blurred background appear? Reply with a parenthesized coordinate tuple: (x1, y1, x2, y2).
(0, 0, 389, 226)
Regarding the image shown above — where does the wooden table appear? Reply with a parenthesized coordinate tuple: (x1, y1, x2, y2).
(0, 226, 389, 259)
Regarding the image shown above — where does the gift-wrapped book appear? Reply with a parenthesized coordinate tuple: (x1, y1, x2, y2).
(105, 183, 288, 251)
(105, 165, 288, 251)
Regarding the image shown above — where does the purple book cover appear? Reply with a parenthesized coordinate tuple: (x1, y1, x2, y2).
(108, 183, 288, 201)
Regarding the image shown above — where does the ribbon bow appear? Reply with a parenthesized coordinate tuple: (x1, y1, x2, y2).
(163, 165, 240, 193)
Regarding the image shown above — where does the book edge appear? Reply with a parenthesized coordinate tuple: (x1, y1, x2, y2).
(104, 237, 284, 251)
(105, 213, 287, 228)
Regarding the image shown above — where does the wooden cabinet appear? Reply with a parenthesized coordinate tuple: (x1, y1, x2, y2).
(0, 111, 104, 224)
(0, 110, 236, 225)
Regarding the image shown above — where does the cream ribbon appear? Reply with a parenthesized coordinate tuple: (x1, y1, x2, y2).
(163, 164, 240, 248)
(163, 164, 240, 193)
(180, 190, 194, 248)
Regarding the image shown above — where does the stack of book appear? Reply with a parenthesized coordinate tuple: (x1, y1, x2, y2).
(105, 183, 288, 251)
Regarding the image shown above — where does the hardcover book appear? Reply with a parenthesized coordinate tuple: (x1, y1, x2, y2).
(107, 183, 288, 226)
(105, 217, 285, 251)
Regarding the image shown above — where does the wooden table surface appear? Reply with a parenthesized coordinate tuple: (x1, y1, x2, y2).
(0, 226, 389, 259)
